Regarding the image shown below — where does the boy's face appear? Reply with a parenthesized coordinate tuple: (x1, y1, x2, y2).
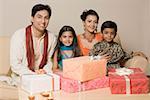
(102, 28, 116, 43)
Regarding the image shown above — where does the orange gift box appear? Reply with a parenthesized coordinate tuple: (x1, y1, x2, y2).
(63, 56, 107, 82)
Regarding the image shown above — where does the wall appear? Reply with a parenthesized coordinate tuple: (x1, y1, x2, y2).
(142, 0, 150, 58)
(0, 0, 149, 57)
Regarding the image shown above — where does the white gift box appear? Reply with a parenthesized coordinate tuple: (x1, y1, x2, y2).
(21, 74, 60, 94)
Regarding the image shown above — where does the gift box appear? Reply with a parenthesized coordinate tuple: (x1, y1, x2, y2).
(21, 74, 60, 94)
(21, 74, 52, 94)
(109, 68, 149, 94)
(61, 76, 109, 93)
(63, 56, 107, 82)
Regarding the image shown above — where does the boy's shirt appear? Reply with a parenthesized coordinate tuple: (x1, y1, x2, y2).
(89, 41, 132, 68)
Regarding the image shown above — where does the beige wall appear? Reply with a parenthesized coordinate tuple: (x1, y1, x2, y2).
(142, 0, 150, 58)
(0, 0, 149, 57)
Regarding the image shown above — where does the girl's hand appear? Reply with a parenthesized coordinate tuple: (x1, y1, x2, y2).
(35, 69, 46, 74)
(53, 67, 60, 73)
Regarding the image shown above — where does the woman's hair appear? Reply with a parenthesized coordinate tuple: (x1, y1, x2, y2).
(101, 21, 117, 36)
(53, 25, 81, 61)
(80, 9, 99, 23)
(31, 4, 51, 18)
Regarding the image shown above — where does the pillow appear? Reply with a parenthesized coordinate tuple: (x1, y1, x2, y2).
(0, 36, 10, 75)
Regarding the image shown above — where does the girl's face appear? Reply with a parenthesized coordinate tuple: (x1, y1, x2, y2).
(83, 15, 98, 33)
(60, 31, 74, 46)
(102, 28, 116, 43)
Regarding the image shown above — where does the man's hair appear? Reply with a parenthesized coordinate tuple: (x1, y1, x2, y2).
(31, 4, 51, 18)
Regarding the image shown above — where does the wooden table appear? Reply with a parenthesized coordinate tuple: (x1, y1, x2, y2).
(18, 87, 150, 100)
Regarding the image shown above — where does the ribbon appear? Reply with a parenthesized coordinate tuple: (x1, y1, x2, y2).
(115, 68, 134, 76)
(78, 81, 85, 92)
(124, 75, 130, 94)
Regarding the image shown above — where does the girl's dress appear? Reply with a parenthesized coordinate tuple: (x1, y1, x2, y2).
(58, 45, 74, 70)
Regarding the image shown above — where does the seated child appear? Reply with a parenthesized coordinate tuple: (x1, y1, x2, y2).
(53, 25, 81, 71)
(89, 21, 132, 68)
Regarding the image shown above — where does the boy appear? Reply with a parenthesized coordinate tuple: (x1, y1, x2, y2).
(89, 21, 131, 68)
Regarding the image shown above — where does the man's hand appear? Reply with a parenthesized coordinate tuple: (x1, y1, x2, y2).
(35, 69, 46, 74)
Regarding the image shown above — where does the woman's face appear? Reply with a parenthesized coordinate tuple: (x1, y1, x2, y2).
(60, 31, 74, 46)
(83, 15, 98, 33)
(102, 28, 116, 43)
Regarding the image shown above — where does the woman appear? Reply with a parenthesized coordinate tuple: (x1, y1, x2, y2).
(77, 9, 103, 56)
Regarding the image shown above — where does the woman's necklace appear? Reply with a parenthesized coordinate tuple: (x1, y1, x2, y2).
(83, 32, 95, 42)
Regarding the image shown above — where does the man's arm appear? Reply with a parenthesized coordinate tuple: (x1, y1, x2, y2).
(10, 29, 35, 76)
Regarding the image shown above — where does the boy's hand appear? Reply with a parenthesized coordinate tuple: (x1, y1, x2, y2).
(101, 53, 112, 61)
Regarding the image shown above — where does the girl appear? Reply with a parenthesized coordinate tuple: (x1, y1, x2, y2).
(53, 26, 81, 71)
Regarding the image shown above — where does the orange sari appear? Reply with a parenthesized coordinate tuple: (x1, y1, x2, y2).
(77, 32, 103, 56)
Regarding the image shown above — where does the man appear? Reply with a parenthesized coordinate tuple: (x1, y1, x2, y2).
(10, 4, 56, 84)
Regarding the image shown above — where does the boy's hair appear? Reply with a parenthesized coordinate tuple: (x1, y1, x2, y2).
(80, 9, 99, 23)
(31, 4, 51, 18)
(101, 21, 117, 36)
(53, 25, 81, 61)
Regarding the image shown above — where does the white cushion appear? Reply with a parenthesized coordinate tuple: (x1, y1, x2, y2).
(0, 36, 10, 75)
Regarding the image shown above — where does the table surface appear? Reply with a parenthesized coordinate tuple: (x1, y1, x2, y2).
(18, 87, 150, 100)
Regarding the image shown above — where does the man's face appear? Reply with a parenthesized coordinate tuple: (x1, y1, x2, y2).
(31, 10, 50, 33)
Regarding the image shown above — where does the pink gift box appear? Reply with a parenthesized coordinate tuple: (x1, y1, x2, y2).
(109, 68, 149, 94)
(63, 56, 107, 82)
(60, 76, 109, 93)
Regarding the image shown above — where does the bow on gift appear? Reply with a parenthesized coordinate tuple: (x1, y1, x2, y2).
(90, 55, 102, 60)
(115, 68, 134, 76)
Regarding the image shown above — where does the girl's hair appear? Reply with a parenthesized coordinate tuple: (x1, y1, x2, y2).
(80, 9, 99, 23)
(101, 21, 117, 36)
(53, 25, 81, 61)
(31, 4, 51, 18)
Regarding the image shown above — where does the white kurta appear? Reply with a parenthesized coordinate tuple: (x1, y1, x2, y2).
(10, 28, 56, 84)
